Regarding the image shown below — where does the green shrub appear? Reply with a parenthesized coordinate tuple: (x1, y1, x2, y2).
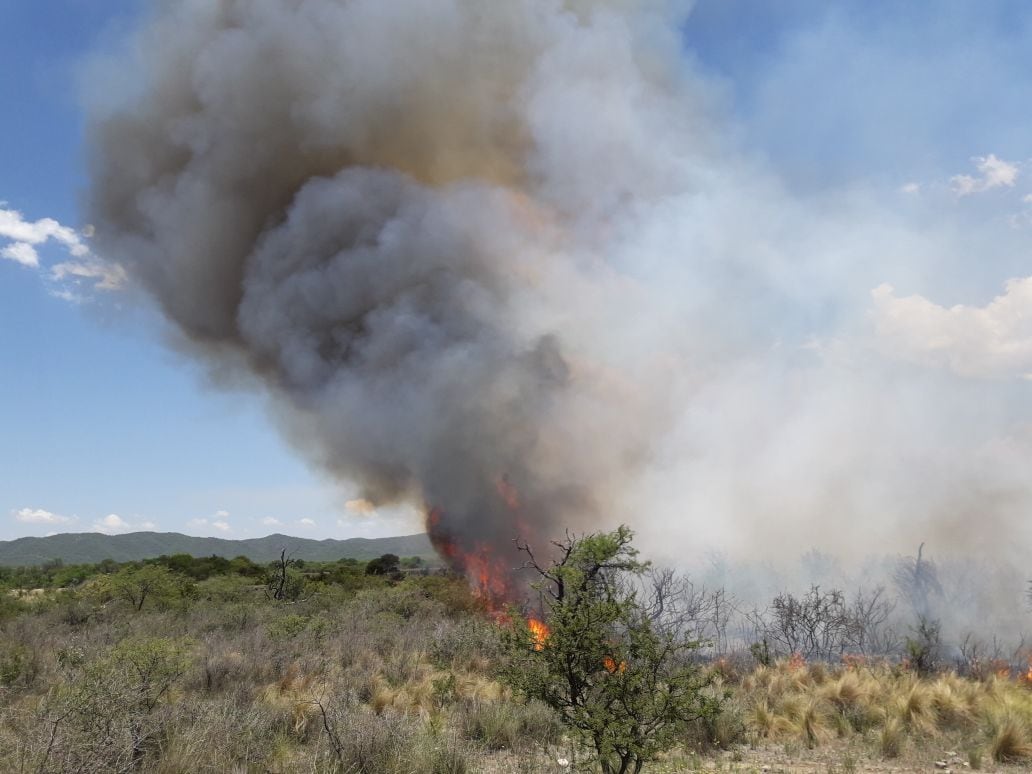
(502, 526, 722, 774)
(0, 594, 25, 622)
(0, 645, 34, 686)
(268, 614, 310, 639)
(432, 673, 458, 707)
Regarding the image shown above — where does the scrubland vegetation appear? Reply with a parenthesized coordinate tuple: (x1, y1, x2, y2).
(0, 552, 564, 773)
(0, 537, 1031, 772)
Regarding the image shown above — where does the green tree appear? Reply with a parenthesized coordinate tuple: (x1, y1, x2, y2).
(97, 565, 192, 611)
(502, 526, 722, 774)
(365, 553, 401, 576)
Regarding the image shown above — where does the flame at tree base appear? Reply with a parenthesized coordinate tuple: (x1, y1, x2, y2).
(425, 502, 549, 650)
(426, 506, 515, 607)
(426, 505, 631, 671)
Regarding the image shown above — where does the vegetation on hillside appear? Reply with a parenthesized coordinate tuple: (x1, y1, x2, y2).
(0, 530, 436, 567)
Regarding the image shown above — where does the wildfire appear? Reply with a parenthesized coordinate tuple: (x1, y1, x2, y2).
(495, 475, 520, 510)
(425, 493, 637, 676)
(425, 507, 526, 620)
(602, 656, 627, 674)
(425, 479, 554, 655)
(529, 617, 550, 651)
(424, 473, 534, 611)
(841, 654, 866, 671)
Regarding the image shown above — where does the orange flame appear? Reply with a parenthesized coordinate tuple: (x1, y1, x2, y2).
(495, 475, 521, 510)
(1023, 655, 1032, 686)
(841, 654, 866, 671)
(424, 472, 535, 612)
(528, 617, 550, 651)
(603, 656, 627, 674)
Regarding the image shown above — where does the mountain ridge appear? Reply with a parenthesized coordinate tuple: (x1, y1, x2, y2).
(0, 531, 436, 567)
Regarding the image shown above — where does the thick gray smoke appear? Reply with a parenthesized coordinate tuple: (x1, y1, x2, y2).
(85, 0, 703, 587)
(85, 0, 1032, 600)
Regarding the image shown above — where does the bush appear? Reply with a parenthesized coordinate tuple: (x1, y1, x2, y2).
(366, 553, 401, 577)
(457, 699, 560, 752)
(267, 613, 312, 640)
(89, 564, 194, 612)
(502, 526, 723, 774)
(317, 699, 473, 774)
(31, 636, 193, 771)
(0, 644, 36, 687)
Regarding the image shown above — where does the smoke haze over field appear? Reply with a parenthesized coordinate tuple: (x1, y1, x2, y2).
(84, 0, 1032, 578)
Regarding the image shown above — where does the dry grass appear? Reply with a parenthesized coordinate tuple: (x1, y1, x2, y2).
(6, 573, 1032, 772)
(986, 710, 1032, 762)
(733, 659, 1032, 766)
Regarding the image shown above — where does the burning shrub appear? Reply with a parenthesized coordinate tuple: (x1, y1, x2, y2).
(501, 526, 723, 774)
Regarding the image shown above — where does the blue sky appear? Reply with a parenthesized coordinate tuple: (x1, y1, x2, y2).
(2, 1, 1030, 545)
(0, 1, 380, 539)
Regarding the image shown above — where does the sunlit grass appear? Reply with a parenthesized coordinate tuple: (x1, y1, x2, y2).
(731, 658, 1032, 764)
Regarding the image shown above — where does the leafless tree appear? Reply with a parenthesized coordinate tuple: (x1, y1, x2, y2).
(770, 586, 854, 660)
(893, 543, 942, 620)
(849, 586, 898, 656)
(265, 549, 310, 602)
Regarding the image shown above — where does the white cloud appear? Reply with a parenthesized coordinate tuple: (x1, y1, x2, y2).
(13, 507, 74, 525)
(900, 182, 921, 194)
(50, 256, 127, 291)
(93, 513, 131, 534)
(871, 277, 1032, 378)
(979, 154, 1020, 188)
(261, 516, 281, 526)
(298, 517, 316, 528)
(0, 207, 88, 254)
(0, 205, 125, 296)
(187, 514, 231, 533)
(139, 521, 157, 530)
(1, 241, 39, 267)
(950, 154, 1019, 196)
(48, 288, 79, 303)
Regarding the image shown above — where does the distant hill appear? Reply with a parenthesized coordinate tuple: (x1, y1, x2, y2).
(0, 531, 437, 567)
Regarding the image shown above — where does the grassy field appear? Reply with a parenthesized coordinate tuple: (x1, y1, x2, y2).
(0, 556, 1031, 772)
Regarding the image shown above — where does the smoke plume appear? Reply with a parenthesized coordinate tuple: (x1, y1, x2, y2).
(85, 0, 1032, 592)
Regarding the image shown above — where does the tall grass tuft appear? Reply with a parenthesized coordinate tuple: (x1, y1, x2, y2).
(986, 711, 1032, 763)
(879, 717, 905, 758)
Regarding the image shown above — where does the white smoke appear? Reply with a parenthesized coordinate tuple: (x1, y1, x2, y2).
(84, 0, 1032, 585)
